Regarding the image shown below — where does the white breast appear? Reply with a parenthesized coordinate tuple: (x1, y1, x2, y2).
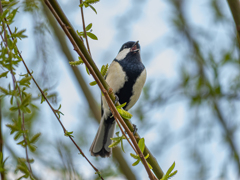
(126, 69, 147, 110)
(102, 61, 127, 118)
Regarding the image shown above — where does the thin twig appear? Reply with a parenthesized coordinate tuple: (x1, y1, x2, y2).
(0, 2, 33, 175)
(213, 101, 240, 173)
(44, 1, 155, 179)
(79, 0, 91, 56)
(114, 114, 137, 154)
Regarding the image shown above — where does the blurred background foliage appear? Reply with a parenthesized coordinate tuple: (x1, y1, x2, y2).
(0, 0, 240, 179)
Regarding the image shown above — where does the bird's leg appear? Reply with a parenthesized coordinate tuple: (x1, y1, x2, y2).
(108, 88, 119, 105)
(133, 124, 138, 135)
(124, 124, 138, 135)
(114, 94, 119, 105)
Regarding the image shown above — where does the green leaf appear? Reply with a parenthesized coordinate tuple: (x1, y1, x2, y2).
(117, 108, 132, 120)
(17, 140, 25, 146)
(40, 94, 45, 104)
(55, 104, 64, 118)
(130, 153, 139, 159)
(64, 131, 74, 137)
(108, 139, 120, 148)
(85, 23, 92, 31)
(89, 5, 97, 14)
(85, 0, 100, 3)
(86, 32, 98, 40)
(24, 107, 31, 114)
(6, 123, 19, 133)
(0, 71, 9, 78)
(30, 133, 41, 144)
(2, 9, 10, 19)
(18, 76, 32, 87)
(14, 131, 22, 141)
(116, 102, 127, 109)
(21, 94, 31, 107)
(15, 29, 27, 40)
(120, 137, 125, 153)
(161, 162, 177, 180)
(69, 59, 84, 66)
(9, 106, 18, 111)
(10, 96, 14, 105)
(100, 64, 108, 77)
(169, 170, 178, 178)
(110, 136, 120, 141)
(132, 159, 140, 166)
(89, 81, 97, 86)
(144, 153, 149, 159)
(138, 138, 145, 153)
(147, 162, 153, 169)
(0, 86, 8, 94)
(7, 8, 19, 23)
(17, 164, 29, 175)
(86, 66, 90, 75)
(76, 30, 84, 37)
(28, 144, 37, 152)
(166, 161, 175, 175)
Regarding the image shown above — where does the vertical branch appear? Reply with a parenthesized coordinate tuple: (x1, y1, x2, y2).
(0, 99, 4, 180)
(0, 1, 33, 175)
(227, 0, 240, 47)
(79, 0, 91, 56)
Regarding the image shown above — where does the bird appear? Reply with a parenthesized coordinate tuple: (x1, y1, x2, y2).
(90, 41, 147, 157)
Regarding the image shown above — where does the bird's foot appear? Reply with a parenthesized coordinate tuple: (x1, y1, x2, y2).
(124, 124, 138, 135)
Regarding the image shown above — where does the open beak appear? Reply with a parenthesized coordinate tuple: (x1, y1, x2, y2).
(130, 41, 139, 52)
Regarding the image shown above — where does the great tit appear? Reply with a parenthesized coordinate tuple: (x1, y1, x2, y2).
(90, 41, 147, 157)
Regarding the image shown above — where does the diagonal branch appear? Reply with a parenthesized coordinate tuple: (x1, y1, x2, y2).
(44, 0, 155, 179)
(227, 0, 240, 47)
(42, 3, 137, 179)
(213, 101, 240, 172)
(44, 0, 164, 179)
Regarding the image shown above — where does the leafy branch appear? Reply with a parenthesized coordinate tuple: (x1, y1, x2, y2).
(0, 1, 103, 179)
(79, 0, 91, 56)
(0, 1, 33, 177)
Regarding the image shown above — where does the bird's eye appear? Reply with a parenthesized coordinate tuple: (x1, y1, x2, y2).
(123, 45, 127, 49)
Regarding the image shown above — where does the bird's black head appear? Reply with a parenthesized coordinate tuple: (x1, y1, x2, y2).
(119, 41, 140, 53)
(115, 41, 141, 61)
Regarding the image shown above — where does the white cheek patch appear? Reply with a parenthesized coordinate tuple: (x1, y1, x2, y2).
(115, 48, 130, 61)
